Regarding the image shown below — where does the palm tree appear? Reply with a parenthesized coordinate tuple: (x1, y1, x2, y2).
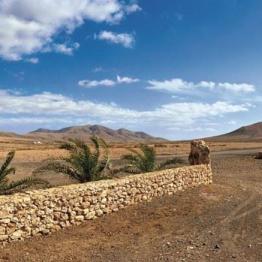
(0, 151, 48, 195)
(120, 144, 185, 174)
(36, 137, 110, 183)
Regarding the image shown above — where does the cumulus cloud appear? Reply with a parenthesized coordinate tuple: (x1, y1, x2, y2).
(78, 79, 116, 87)
(125, 3, 141, 14)
(50, 42, 80, 55)
(95, 31, 135, 48)
(0, 90, 249, 131)
(147, 79, 193, 93)
(25, 57, 39, 64)
(0, 0, 140, 61)
(116, 75, 139, 84)
(79, 75, 139, 87)
(147, 78, 256, 93)
(216, 82, 255, 93)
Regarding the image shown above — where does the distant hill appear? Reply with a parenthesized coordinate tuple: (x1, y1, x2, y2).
(0, 131, 22, 137)
(27, 125, 166, 143)
(207, 122, 262, 141)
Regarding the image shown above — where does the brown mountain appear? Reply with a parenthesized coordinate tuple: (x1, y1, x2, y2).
(207, 122, 262, 141)
(27, 125, 166, 143)
(0, 131, 19, 137)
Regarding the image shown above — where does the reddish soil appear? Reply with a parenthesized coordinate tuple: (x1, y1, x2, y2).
(0, 152, 262, 262)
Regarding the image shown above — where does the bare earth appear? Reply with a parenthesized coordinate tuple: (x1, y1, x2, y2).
(0, 150, 262, 261)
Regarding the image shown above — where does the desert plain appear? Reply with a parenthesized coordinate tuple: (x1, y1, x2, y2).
(0, 133, 261, 261)
(0, 133, 261, 185)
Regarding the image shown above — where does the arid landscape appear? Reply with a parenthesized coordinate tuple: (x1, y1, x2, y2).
(1, 1, 262, 260)
(0, 122, 261, 261)
(0, 123, 262, 186)
(0, 145, 261, 261)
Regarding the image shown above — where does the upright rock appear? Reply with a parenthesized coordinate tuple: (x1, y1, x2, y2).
(188, 140, 210, 165)
(255, 152, 262, 159)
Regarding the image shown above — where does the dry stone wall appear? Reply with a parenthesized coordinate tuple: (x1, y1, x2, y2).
(0, 165, 212, 244)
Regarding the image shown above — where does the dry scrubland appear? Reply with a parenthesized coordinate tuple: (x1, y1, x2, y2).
(0, 135, 261, 186)
(0, 135, 262, 261)
(0, 149, 261, 261)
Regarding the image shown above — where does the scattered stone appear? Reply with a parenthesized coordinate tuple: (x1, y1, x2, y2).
(214, 244, 220, 250)
(0, 235, 8, 241)
(10, 230, 23, 240)
(96, 210, 103, 217)
(166, 241, 171, 247)
(0, 227, 6, 235)
(0, 219, 11, 224)
(75, 216, 84, 222)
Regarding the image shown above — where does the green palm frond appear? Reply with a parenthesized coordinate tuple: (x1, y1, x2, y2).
(121, 144, 156, 173)
(0, 167, 15, 181)
(90, 136, 100, 161)
(0, 151, 48, 195)
(36, 137, 111, 183)
(122, 154, 139, 162)
(1, 177, 49, 195)
(119, 144, 185, 174)
(0, 151, 15, 179)
(36, 161, 83, 181)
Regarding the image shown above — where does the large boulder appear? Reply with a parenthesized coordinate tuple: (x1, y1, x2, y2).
(188, 140, 210, 165)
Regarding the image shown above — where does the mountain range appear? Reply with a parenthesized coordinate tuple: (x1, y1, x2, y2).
(27, 125, 166, 143)
(0, 122, 262, 143)
(207, 122, 262, 141)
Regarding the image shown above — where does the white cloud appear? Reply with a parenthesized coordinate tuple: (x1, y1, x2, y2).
(0, 0, 140, 61)
(78, 79, 116, 87)
(125, 3, 141, 14)
(217, 82, 255, 93)
(0, 90, 249, 131)
(95, 31, 135, 48)
(197, 81, 216, 89)
(116, 75, 139, 84)
(25, 57, 39, 64)
(92, 67, 104, 73)
(147, 78, 256, 94)
(147, 79, 193, 92)
(79, 75, 139, 87)
(50, 42, 80, 55)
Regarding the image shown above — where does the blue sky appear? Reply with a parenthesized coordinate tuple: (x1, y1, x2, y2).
(0, 0, 261, 139)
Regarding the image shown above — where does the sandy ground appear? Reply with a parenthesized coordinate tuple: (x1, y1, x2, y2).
(0, 151, 262, 261)
(0, 136, 262, 186)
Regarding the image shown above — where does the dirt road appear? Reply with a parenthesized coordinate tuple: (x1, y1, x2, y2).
(0, 152, 261, 262)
